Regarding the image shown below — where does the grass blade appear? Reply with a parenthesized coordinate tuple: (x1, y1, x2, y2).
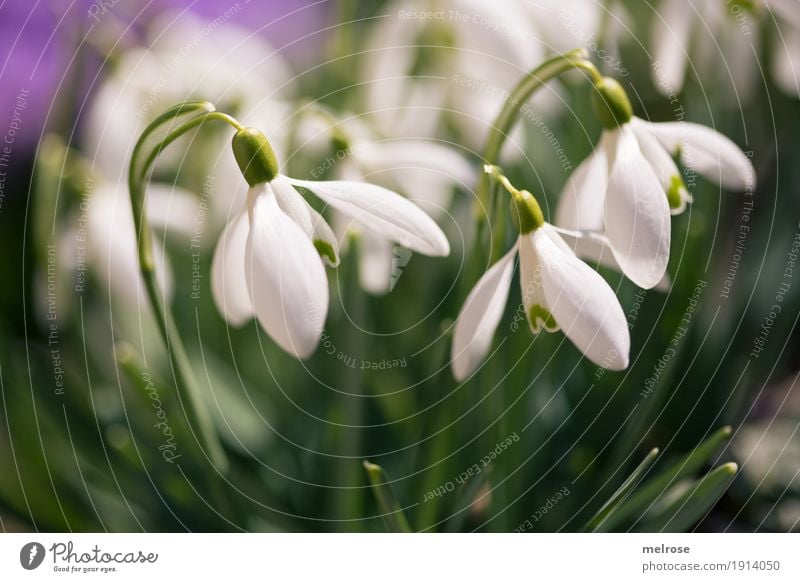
(363, 461, 413, 533)
(640, 463, 738, 532)
(597, 426, 732, 531)
(583, 448, 659, 532)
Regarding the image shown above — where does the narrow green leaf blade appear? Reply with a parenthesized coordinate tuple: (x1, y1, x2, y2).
(641, 463, 738, 532)
(363, 461, 413, 533)
(598, 426, 732, 531)
(584, 447, 659, 532)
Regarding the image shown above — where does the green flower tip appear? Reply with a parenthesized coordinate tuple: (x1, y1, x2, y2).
(510, 189, 545, 234)
(528, 304, 557, 333)
(314, 239, 338, 266)
(720, 462, 738, 474)
(667, 174, 687, 210)
(592, 77, 633, 129)
(231, 127, 279, 186)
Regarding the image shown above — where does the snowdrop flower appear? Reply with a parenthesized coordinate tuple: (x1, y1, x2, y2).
(555, 77, 754, 290)
(651, 0, 800, 99)
(212, 127, 450, 358)
(320, 115, 472, 294)
(451, 167, 629, 381)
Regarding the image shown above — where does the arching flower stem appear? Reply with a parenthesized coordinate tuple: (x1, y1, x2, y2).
(128, 100, 244, 475)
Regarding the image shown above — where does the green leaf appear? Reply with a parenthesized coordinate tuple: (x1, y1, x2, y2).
(584, 447, 659, 532)
(363, 461, 413, 533)
(597, 426, 732, 531)
(640, 463, 738, 532)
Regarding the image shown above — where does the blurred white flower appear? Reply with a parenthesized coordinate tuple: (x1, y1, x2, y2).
(86, 11, 293, 182)
(86, 182, 198, 307)
(362, 0, 603, 149)
(651, 0, 800, 98)
(451, 223, 630, 381)
(212, 168, 450, 358)
(556, 80, 754, 289)
(326, 117, 472, 293)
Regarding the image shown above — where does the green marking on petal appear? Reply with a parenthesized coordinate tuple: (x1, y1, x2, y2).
(726, 0, 757, 16)
(667, 174, 687, 210)
(528, 304, 558, 333)
(314, 239, 338, 266)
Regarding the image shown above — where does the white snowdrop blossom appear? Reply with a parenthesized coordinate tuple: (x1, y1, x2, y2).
(323, 116, 472, 294)
(211, 128, 450, 358)
(651, 0, 800, 98)
(452, 169, 630, 381)
(555, 78, 755, 290)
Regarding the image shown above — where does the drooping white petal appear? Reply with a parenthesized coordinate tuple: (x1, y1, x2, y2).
(245, 184, 328, 359)
(605, 126, 671, 290)
(555, 134, 610, 232)
(646, 121, 756, 191)
(285, 176, 450, 257)
(766, 0, 800, 30)
(630, 118, 692, 214)
(533, 227, 630, 370)
(451, 246, 517, 381)
(271, 175, 340, 267)
(211, 210, 253, 327)
(650, 0, 693, 94)
(518, 235, 558, 333)
(552, 226, 672, 293)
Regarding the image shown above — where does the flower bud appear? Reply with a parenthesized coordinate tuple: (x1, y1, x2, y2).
(510, 190, 545, 234)
(231, 127, 279, 186)
(592, 77, 633, 130)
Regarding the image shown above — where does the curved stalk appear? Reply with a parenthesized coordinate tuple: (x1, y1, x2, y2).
(127, 102, 244, 474)
(470, 50, 601, 265)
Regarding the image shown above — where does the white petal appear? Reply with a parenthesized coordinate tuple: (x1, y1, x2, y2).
(553, 226, 672, 293)
(88, 184, 173, 306)
(245, 185, 328, 359)
(646, 121, 756, 191)
(271, 175, 340, 267)
(518, 235, 558, 333)
(211, 210, 253, 327)
(605, 126, 672, 289)
(349, 139, 472, 215)
(355, 139, 473, 185)
(555, 134, 609, 232)
(630, 119, 692, 214)
(772, 22, 800, 96)
(358, 232, 395, 295)
(451, 246, 517, 381)
(766, 0, 800, 30)
(651, 0, 693, 94)
(533, 228, 630, 370)
(285, 177, 450, 257)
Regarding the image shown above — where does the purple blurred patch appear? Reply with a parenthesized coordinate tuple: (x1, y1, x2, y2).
(0, 0, 329, 151)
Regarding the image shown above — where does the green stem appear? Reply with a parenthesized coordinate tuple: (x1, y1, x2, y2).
(128, 102, 244, 474)
(475, 48, 599, 218)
